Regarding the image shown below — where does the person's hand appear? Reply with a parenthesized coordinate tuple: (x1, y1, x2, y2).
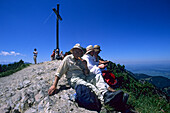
(104, 64, 108, 67)
(48, 85, 57, 96)
(98, 64, 107, 69)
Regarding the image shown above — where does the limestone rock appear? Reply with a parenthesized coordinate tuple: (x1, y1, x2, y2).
(0, 60, 101, 113)
(23, 80, 31, 88)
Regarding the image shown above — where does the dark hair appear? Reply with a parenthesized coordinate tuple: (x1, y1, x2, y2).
(34, 48, 37, 51)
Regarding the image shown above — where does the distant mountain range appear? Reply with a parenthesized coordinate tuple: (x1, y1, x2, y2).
(134, 73, 170, 88)
(125, 63, 170, 79)
(129, 72, 170, 97)
(125, 63, 170, 97)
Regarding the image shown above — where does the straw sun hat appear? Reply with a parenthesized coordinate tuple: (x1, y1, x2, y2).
(85, 45, 94, 54)
(70, 43, 84, 53)
(94, 45, 101, 52)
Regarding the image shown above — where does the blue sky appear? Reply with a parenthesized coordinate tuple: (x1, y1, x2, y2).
(0, 0, 170, 65)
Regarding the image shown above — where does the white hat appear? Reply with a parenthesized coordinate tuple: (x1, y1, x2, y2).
(70, 43, 84, 53)
(85, 45, 94, 54)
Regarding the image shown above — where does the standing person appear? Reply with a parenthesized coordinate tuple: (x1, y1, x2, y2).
(48, 43, 127, 109)
(51, 49, 56, 61)
(33, 48, 38, 64)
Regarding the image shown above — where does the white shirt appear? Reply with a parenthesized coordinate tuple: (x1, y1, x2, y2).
(82, 54, 101, 75)
(82, 54, 109, 88)
(33, 51, 38, 57)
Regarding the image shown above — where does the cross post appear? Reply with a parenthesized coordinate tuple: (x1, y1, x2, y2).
(52, 4, 62, 60)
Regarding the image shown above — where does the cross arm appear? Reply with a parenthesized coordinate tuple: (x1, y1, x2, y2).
(52, 8, 62, 21)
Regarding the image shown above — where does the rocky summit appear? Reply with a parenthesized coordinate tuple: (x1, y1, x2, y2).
(0, 60, 101, 113)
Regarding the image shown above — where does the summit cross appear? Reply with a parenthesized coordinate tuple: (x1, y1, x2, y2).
(52, 4, 62, 59)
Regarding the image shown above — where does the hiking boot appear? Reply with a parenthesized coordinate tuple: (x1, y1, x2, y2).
(116, 93, 129, 112)
(104, 90, 124, 105)
(122, 93, 129, 105)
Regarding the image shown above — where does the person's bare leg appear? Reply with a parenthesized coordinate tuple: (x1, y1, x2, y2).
(107, 86, 116, 92)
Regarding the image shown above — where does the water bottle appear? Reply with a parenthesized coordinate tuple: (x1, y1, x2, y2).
(69, 93, 76, 101)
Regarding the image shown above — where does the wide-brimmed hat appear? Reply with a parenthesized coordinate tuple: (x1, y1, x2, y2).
(85, 45, 94, 54)
(94, 45, 101, 52)
(70, 43, 84, 53)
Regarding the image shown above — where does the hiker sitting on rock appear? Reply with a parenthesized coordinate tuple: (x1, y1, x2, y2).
(82, 45, 110, 83)
(48, 43, 128, 111)
(59, 51, 64, 60)
(83, 45, 121, 88)
(82, 45, 107, 75)
(51, 49, 56, 61)
(93, 45, 109, 71)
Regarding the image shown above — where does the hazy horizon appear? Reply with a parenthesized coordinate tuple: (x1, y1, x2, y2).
(125, 63, 170, 79)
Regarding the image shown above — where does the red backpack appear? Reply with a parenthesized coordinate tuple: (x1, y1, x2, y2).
(102, 70, 117, 86)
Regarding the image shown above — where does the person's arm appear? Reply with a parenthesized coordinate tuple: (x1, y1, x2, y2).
(98, 63, 108, 69)
(99, 60, 109, 65)
(48, 76, 60, 95)
(48, 56, 68, 95)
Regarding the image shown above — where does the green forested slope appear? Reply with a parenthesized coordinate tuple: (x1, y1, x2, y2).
(107, 61, 169, 113)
